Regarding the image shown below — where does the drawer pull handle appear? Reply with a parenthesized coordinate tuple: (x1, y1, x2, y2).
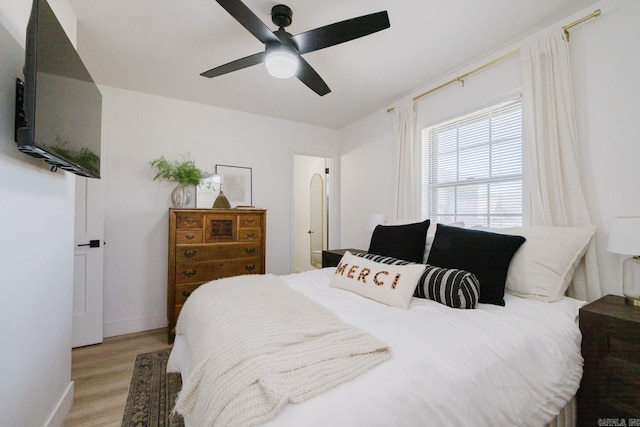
(185, 219, 196, 225)
(185, 235, 196, 241)
(246, 218, 255, 224)
(183, 250, 197, 258)
(245, 264, 256, 272)
(182, 290, 192, 299)
(245, 232, 255, 239)
(245, 247, 256, 255)
(183, 270, 197, 278)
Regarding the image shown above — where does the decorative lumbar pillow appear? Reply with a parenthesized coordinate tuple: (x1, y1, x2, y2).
(330, 251, 425, 309)
(414, 265, 480, 309)
(474, 225, 595, 301)
(368, 220, 430, 263)
(427, 224, 526, 306)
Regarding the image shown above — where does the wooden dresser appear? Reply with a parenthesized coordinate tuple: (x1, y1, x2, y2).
(167, 208, 266, 342)
(577, 295, 640, 425)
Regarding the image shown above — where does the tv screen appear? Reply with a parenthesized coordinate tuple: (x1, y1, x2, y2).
(15, 0, 102, 179)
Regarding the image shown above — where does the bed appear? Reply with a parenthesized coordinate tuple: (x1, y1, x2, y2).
(168, 221, 596, 427)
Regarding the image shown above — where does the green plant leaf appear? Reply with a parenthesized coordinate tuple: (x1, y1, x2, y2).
(150, 153, 203, 186)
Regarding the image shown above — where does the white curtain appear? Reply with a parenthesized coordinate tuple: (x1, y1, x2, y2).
(394, 106, 419, 221)
(521, 29, 601, 301)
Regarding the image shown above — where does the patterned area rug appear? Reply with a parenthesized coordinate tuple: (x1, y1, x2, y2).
(122, 349, 184, 427)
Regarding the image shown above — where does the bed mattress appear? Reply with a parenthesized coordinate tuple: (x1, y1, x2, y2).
(168, 267, 584, 426)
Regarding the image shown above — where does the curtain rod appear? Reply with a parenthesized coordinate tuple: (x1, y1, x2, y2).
(386, 8, 601, 112)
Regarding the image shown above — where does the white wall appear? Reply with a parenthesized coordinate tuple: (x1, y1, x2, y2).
(100, 86, 340, 336)
(338, 0, 640, 298)
(569, 0, 640, 297)
(0, 1, 76, 426)
(339, 109, 397, 250)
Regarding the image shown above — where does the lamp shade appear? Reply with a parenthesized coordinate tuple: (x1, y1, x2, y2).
(265, 44, 298, 79)
(607, 216, 640, 255)
(367, 214, 386, 231)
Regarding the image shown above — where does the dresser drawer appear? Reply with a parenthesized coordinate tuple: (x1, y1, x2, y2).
(175, 304, 184, 324)
(175, 214, 203, 229)
(604, 328, 640, 365)
(239, 215, 262, 228)
(175, 258, 263, 284)
(176, 230, 203, 244)
(238, 228, 263, 241)
(175, 283, 202, 305)
(175, 243, 262, 263)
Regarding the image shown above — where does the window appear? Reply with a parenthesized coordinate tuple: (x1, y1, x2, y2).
(421, 98, 523, 228)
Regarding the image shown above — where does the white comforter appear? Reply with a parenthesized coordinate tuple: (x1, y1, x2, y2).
(168, 267, 584, 427)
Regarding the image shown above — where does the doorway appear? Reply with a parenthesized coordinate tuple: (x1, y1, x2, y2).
(293, 154, 330, 273)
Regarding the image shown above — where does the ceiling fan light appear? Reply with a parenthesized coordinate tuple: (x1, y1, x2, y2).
(265, 45, 299, 79)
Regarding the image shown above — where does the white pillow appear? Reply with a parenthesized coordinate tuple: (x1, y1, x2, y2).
(384, 218, 414, 226)
(330, 251, 425, 309)
(475, 225, 595, 301)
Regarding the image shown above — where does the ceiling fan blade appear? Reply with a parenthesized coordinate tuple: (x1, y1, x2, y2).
(296, 57, 331, 96)
(216, 0, 279, 45)
(200, 52, 265, 78)
(292, 11, 390, 55)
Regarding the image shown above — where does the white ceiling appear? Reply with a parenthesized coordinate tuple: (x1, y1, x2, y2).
(69, 0, 598, 129)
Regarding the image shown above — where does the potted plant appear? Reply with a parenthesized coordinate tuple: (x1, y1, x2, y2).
(150, 154, 204, 207)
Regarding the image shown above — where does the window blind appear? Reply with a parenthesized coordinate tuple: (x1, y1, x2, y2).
(421, 98, 523, 228)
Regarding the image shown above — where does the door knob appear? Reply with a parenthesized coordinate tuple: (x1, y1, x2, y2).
(78, 239, 101, 248)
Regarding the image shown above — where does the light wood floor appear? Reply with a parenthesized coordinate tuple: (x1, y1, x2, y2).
(63, 328, 172, 426)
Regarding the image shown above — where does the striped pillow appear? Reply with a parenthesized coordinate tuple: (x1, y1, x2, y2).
(354, 252, 414, 265)
(354, 252, 480, 309)
(415, 265, 480, 309)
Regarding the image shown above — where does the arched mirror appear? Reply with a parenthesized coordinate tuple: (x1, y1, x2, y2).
(309, 173, 324, 268)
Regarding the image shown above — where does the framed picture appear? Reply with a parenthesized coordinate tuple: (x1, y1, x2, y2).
(195, 172, 221, 208)
(215, 164, 252, 208)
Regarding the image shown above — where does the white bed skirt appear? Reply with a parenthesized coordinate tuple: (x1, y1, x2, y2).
(547, 397, 576, 427)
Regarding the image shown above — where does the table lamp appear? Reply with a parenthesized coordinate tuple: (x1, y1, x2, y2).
(607, 216, 640, 305)
(367, 214, 386, 231)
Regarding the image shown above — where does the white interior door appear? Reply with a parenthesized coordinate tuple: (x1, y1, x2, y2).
(72, 175, 104, 347)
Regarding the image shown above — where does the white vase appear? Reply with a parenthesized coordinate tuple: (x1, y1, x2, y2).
(171, 185, 191, 208)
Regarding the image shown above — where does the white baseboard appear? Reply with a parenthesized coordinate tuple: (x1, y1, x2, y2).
(46, 381, 74, 427)
(104, 313, 167, 337)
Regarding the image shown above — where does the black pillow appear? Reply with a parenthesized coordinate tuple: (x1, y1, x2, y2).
(426, 224, 525, 306)
(368, 220, 430, 263)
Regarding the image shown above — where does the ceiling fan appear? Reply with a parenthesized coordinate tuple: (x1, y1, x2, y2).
(201, 0, 390, 96)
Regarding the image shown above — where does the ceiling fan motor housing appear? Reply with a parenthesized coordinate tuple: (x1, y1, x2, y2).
(272, 4, 293, 28)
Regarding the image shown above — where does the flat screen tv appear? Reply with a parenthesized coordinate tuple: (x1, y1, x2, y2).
(15, 0, 102, 179)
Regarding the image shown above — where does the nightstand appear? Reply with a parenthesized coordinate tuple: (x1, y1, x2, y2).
(577, 295, 640, 425)
(321, 249, 365, 268)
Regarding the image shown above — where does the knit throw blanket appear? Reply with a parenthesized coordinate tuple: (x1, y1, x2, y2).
(173, 274, 390, 427)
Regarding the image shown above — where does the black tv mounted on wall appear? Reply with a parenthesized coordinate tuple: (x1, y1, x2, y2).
(15, 0, 102, 179)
